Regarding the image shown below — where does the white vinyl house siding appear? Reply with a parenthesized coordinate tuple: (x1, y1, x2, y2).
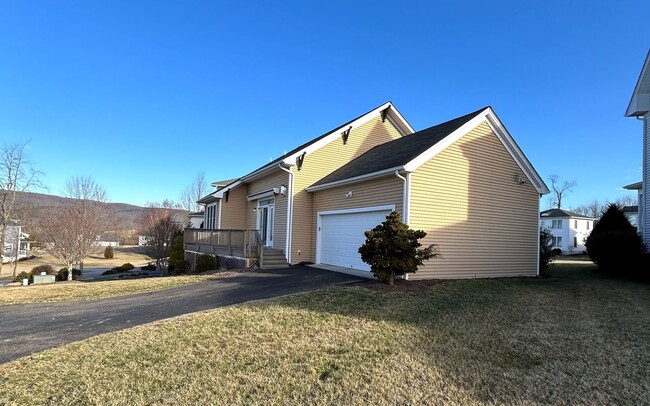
(639, 113, 650, 250)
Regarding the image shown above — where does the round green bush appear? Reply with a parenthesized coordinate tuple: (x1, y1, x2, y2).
(30, 264, 55, 275)
(57, 268, 81, 281)
(104, 246, 114, 259)
(196, 255, 218, 272)
(13, 271, 32, 283)
(585, 204, 644, 272)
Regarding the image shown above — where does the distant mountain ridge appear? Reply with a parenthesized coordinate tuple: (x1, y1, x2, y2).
(11, 191, 188, 234)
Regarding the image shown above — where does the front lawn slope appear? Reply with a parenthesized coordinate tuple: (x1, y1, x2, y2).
(1, 263, 648, 405)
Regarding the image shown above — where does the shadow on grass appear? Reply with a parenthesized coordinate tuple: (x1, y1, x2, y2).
(274, 263, 650, 404)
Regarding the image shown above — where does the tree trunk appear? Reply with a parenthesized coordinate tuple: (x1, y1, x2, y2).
(0, 228, 5, 276)
(389, 272, 394, 286)
(67, 263, 73, 281)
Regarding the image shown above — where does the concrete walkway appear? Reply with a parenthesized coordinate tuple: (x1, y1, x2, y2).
(0, 266, 364, 364)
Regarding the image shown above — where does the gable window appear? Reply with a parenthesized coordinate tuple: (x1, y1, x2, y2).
(574, 236, 577, 248)
(551, 219, 562, 229)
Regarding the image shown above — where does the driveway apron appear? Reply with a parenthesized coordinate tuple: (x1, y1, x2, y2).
(0, 266, 363, 364)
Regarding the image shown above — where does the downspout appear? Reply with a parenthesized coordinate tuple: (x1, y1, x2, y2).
(536, 194, 541, 276)
(217, 201, 222, 229)
(395, 170, 411, 280)
(279, 164, 294, 264)
(394, 170, 410, 224)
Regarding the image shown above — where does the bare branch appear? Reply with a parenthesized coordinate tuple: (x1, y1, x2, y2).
(0, 141, 43, 275)
(548, 175, 577, 209)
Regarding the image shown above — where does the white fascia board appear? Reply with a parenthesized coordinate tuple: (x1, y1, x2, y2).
(403, 109, 491, 172)
(626, 50, 650, 117)
(483, 111, 550, 195)
(403, 108, 550, 195)
(213, 180, 243, 198)
(386, 106, 415, 135)
(282, 102, 411, 166)
(240, 164, 284, 183)
(306, 166, 405, 192)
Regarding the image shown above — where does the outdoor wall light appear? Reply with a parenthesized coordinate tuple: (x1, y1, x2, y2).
(345, 191, 353, 198)
(517, 175, 528, 184)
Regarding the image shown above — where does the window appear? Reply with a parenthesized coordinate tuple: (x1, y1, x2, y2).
(206, 203, 217, 229)
(574, 220, 578, 228)
(586, 222, 590, 230)
(551, 219, 563, 229)
(574, 236, 577, 247)
(552, 236, 563, 248)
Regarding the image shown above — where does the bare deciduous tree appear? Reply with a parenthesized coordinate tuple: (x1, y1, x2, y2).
(0, 141, 42, 276)
(179, 171, 208, 214)
(572, 200, 605, 219)
(140, 204, 182, 275)
(548, 175, 577, 209)
(573, 195, 638, 220)
(39, 176, 112, 280)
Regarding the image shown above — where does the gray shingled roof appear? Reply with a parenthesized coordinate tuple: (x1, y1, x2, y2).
(540, 209, 594, 219)
(310, 107, 488, 188)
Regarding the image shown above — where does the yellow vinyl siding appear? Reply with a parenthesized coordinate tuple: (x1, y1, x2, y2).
(312, 176, 404, 262)
(245, 170, 289, 253)
(291, 116, 404, 264)
(410, 121, 539, 279)
(220, 185, 249, 229)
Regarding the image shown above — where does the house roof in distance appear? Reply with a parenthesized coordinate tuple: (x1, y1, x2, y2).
(622, 205, 639, 214)
(540, 208, 594, 219)
(624, 181, 643, 190)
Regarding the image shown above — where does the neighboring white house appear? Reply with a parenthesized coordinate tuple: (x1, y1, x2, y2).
(624, 181, 643, 234)
(189, 211, 204, 228)
(625, 49, 650, 250)
(622, 205, 639, 231)
(1, 220, 31, 263)
(540, 209, 595, 254)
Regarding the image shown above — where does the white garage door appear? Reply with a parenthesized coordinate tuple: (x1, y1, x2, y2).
(319, 209, 392, 271)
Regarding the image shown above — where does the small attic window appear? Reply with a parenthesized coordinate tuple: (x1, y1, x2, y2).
(341, 126, 352, 145)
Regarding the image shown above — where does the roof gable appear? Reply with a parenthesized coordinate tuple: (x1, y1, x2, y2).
(308, 107, 550, 195)
(626, 49, 650, 117)
(309, 108, 485, 189)
(240, 102, 414, 182)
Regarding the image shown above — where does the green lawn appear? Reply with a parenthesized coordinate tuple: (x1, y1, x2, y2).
(1, 263, 648, 405)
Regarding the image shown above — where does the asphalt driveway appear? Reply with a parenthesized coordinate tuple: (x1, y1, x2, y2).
(0, 266, 364, 364)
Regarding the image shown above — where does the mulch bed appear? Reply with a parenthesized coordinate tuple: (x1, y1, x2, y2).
(360, 278, 442, 293)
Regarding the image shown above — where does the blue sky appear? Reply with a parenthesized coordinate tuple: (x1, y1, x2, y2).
(1, 1, 648, 208)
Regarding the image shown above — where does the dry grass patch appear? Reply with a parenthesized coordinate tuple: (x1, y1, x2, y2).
(1, 245, 152, 276)
(0, 274, 224, 305)
(1, 263, 648, 405)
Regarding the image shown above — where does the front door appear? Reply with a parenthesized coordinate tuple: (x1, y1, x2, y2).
(257, 198, 275, 247)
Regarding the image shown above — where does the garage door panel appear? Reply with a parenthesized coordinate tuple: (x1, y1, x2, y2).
(319, 210, 391, 271)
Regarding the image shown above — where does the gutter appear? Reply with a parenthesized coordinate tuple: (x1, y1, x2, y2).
(278, 164, 294, 264)
(307, 166, 405, 192)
